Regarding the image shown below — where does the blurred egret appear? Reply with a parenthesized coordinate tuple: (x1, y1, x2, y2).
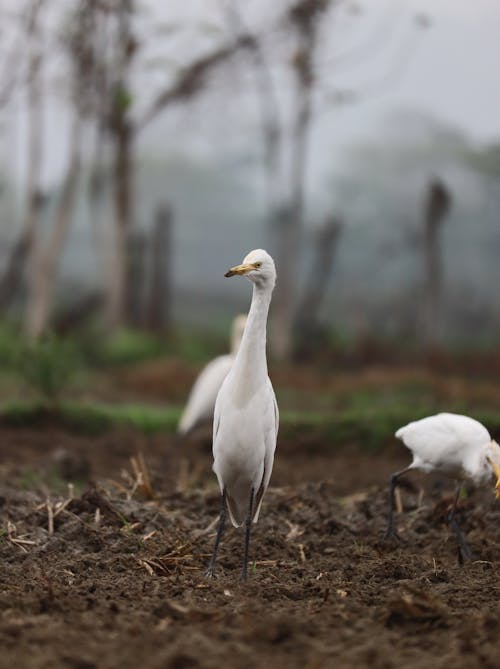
(206, 249, 279, 581)
(177, 315, 247, 436)
(386, 412, 500, 560)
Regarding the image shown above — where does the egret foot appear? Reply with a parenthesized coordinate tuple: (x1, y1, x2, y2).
(384, 526, 406, 543)
(205, 564, 218, 579)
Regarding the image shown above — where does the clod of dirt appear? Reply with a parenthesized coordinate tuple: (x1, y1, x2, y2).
(50, 447, 91, 481)
(385, 584, 449, 628)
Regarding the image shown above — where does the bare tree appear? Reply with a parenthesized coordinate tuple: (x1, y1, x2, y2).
(101, 5, 253, 330)
(221, 1, 429, 360)
(25, 0, 97, 338)
(0, 0, 46, 311)
(270, 0, 330, 360)
(103, 0, 137, 330)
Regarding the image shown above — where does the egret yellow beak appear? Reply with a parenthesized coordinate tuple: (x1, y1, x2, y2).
(487, 457, 500, 499)
(225, 263, 256, 278)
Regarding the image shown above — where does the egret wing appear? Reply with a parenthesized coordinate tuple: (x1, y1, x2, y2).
(178, 354, 233, 435)
(253, 378, 279, 522)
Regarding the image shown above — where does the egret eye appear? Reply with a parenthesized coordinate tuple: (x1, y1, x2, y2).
(254, 262, 262, 268)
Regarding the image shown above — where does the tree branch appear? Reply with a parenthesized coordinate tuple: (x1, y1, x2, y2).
(135, 34, 254, 133)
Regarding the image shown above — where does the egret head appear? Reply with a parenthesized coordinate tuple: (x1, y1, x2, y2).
(225, 249, 276, 290)
(486, 439, 500, 499)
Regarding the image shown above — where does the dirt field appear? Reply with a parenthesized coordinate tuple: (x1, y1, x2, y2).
(1, 425, 500, 669)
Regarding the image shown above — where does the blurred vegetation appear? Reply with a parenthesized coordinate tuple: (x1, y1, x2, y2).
(0, 323, 498, 448)
(17, 335, 82, 406)
(0, 401, 179, 435)
(1, 400, 500, 450)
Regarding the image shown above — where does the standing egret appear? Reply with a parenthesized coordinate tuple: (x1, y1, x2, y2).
(177, 315, 247, 436)
(206, 249, 279, 581)
(386, 412, 500, 560)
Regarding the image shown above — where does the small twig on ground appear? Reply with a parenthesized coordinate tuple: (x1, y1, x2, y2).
(285, 519, 304, 541)
(129, 453, 155, 500)
(53, 498, 72, 519)
(5, 521, 36, 552)
(176, 458, 204, 493)
(193, 516, 218, 538)
(47, 499, 54, 536)
(104, 478, 131, 497)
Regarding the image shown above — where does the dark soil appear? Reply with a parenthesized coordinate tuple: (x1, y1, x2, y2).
(0, 426, 499, 669)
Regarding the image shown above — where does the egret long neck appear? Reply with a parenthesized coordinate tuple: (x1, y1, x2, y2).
(231, 284, 271, 391)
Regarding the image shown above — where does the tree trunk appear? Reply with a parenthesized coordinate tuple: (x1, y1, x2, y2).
(422, 179, 451, 351)
(126, 230, 146, 327)
(293, 216, 342, 360)
(145, 203, 172, 333)
(106, 121, 133, 330)
(0, 1, 44, 310)
(25, 114, 83, 339)
(269, 55, 313, 361)
(105, 0, 135, 331)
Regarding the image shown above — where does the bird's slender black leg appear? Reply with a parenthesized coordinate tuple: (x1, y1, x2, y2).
(448, 481, 472, 563)
(241, 487, 255, 582)
(384, 467, 411, 541)
(205, 489, 227, 578)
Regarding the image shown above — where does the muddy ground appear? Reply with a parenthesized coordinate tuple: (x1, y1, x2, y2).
(1, 426, 500, 669)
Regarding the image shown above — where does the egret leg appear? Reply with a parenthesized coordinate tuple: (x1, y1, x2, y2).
(384, 467, 411, 542)
(448, 481, 472, 563)
(205, 489, 227, 578)
(241, 487, 255, 582)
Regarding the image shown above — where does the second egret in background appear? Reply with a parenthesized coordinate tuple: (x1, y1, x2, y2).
(386, 412, 500, 561)
(177, 315, 247, 436)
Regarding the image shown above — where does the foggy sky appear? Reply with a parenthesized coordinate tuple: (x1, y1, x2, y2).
(2, 0, 500, 192)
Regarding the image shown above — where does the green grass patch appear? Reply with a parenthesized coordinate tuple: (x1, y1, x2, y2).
(279, 407, 500, 450)
(0, 401, 180, 435)
(96, 327, 226, 367)
(2, 400, 500, 450)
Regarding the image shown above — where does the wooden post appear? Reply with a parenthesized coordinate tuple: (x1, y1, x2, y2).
(145, 203, 172, 333)
(126, 230, 147, 328)
(423, 178, 451, 351)
(293, 215, 343, 360)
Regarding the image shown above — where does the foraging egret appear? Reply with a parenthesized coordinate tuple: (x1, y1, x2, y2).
(177, 315, 247, 436)
(386, 412, 500, 560)
(206, 249, 279, 580)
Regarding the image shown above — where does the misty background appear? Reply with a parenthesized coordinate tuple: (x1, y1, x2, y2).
(0, 0, 499, 359)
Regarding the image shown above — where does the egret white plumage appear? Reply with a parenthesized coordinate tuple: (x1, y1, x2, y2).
(177, 315, 247, 436)
(386, 412, 500, 560)
(206, 249, 279, 580)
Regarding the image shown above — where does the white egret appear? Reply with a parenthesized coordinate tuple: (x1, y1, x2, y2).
(386, 412, 500, 560)
(177, 315, 247, 436)
(206, 249, 279, 581)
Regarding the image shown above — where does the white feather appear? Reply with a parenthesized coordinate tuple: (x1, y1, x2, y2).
(177, 315, 246, 435)
(395, 412, 495, 483)
(212, 249, 279, 527)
